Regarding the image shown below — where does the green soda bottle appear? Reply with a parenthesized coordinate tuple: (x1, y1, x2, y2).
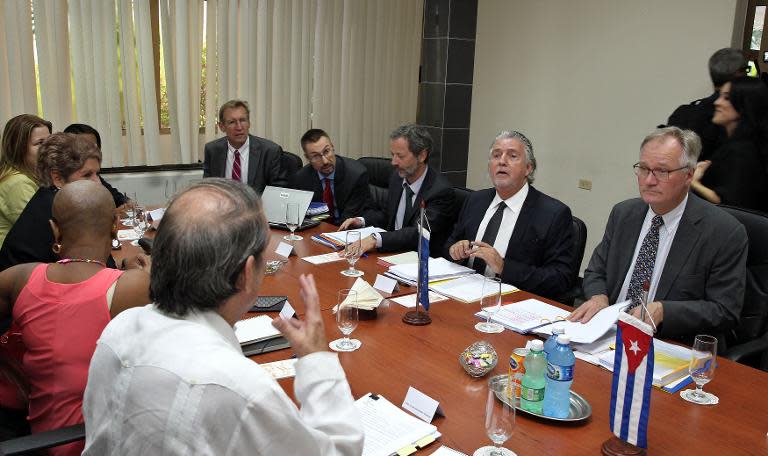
(520, 339, 546, 414)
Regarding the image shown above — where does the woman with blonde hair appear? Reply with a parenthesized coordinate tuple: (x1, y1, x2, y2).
(0, 114, 52, 247)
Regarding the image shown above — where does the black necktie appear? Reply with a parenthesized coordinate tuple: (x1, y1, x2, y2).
(404, 182, 415, 218)
(627, 215, 664, 309)
(473, 202, 507, 274)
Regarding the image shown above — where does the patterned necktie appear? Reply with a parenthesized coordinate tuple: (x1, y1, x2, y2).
(232, 150, 242, 182)
(323, 178, 335, 220)
(626, 215, 664, 309)
(473, 202, 507, 275)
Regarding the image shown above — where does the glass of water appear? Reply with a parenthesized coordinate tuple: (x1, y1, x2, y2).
(284, 202, 303, 241)
(474, 375, 516, 456)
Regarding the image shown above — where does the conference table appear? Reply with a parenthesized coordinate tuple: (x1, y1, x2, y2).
(118, 222, 767, 455)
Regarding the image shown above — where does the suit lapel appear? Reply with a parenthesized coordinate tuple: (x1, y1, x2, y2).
(507, 187, 538, 247)
(403, 167, 435, 226)
(467, 190, 496, 239)
(247, 135, 260, 186)
(214, 139, 228, 177)
(655, 198, 703, 299)
(333, 156, 347, 201)
(611, 203, 646, 300)
(387, 172, 403, 229)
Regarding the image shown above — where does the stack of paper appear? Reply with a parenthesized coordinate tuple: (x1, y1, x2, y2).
(234, 315, 281, 345)
(532, 301, 625, 344)
(377, 251, 418, 267)
(386, 257, 474, 286)
(312, 227, 386, 250)
(335, 278, 384, 311)
(598, 338, 692, 387)
(355, 393, 440, 456)
(429, 273, 518, 303)
(475, 298, 570, 334)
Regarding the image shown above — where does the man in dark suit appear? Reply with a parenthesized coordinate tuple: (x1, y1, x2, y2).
(203, 100, 287, 193)
(444, 131, 573, 300)
(289, 129, 370, 225)
(339, 124, 455, 253)
(665, 48, 747, 162)
(570, 127, 747, 347)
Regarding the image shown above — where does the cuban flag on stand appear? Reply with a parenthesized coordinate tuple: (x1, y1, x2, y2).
(609, 311, 654, 448)
(417, 225, 431, 311)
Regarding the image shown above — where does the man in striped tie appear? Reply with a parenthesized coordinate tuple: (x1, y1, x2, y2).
(203, 100, 288, 193)
(570, 127, 747, 348)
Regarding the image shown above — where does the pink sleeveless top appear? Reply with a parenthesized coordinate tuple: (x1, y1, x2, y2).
(12, 264, 123, 456)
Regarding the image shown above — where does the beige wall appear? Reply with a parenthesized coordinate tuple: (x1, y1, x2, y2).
(469, 0, 739, 273)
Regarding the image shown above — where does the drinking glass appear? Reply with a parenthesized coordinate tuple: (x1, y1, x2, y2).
(164, 179, 177, 200)
(283, 202, 303, 241)
(335, 289, 359, 351)
(686, 334, 717, 404)
(474, 375, 516, 456)
(475, 277, 504, 333)
(341, 231, 364, 277)
(133, 205, 149, 238)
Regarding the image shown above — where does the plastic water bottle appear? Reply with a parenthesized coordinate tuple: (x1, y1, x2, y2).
(543, 334, 575, 418)
(520, 339, 546, 414)
(543, 324, 565, 358)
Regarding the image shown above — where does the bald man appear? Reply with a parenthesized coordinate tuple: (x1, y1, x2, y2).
(0, 180, 151, 447)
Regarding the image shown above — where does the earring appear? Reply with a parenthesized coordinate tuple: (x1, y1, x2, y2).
(51, 242, 61, 254)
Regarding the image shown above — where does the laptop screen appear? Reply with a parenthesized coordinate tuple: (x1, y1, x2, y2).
(261, 186, 314, 225)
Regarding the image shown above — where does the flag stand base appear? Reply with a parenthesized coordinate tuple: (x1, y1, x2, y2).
(403, 310, 431, 325)
(601, 436, 646, 456)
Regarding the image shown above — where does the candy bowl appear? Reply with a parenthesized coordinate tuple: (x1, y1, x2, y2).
(460, 340, 498, 377)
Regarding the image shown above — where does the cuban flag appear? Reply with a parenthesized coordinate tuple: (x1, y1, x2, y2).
(417, 225, 431, 311)
(609, 311, 654, 448)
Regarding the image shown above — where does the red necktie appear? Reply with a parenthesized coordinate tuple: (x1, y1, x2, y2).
(323, 178, 335, 219)
(232, 150, 242, 182)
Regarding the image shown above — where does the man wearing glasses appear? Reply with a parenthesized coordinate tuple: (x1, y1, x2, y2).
(203, 99, 288, 193)
(290, 129, 371, 225)
(569, 127, 747, 347)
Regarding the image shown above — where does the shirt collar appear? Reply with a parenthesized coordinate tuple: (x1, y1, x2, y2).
(493, 182, 529, 213)
(179, 307, 242, 352)
(227, 136, 250, 154)
(648, 193, 688, 233)
(317, 170, 335, 181)
(403, 165, 429, 196)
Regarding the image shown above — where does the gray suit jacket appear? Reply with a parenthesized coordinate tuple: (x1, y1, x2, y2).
(583, 193, 747, 344)
(202, 134, 288, 193)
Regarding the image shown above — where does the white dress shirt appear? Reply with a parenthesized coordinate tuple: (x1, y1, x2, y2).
(225, 137, 249, 183)
(369, 167, 429, 248)
(469, 183, 529, 275)
(82, 304, 363, 456)
(617, 194, 688, 304)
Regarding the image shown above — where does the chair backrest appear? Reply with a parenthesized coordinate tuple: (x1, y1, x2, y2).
(452, 186, 473, 213)
(570, 216, 588, 284)
(718, 205, 768, 345)
(280, 151, 303, 177)
(357, 157, 392, 212)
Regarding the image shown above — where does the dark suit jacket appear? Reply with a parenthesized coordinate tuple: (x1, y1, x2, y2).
(443, 187, 573, 300)
(202, 134, 288, 193)
(289, 155, 371, 225)
(364, 167, 455, 253)
(666, 92, 724, 162)
(583, 193, 747, 345)
(0, 187, 117, 271)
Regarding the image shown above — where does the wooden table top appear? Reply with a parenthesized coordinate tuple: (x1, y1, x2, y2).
(116, 222, 768, 455)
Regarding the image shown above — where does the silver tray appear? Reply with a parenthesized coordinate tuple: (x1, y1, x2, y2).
(490, 374, 592, 423)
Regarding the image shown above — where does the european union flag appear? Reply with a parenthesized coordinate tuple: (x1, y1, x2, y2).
(417, 226, 431, 311)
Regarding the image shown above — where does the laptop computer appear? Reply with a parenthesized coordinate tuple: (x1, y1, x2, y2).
(262, 186, 320, 231)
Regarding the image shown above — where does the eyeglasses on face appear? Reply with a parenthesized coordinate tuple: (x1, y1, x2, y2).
(307, 148, 333, 163)
(632, 163, 689, 181)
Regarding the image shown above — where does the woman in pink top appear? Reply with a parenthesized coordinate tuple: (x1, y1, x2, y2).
(0, 179, 151, 455)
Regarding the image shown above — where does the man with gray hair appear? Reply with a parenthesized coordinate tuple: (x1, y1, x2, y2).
(82, 179, 364, 455)
(444, 131, 574, 300)
(339, 123, 455, 253)
(570, 127, 747, 349)
(666, 48, 748, 161)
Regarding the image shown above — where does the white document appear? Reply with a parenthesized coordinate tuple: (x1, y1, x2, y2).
(373, 274, 398, 294)
(388, 257, 474, 282)
(391, 292, 449, 308)
(117, 229, 142, 241)
(379, 251, 419, 266)
(301, 252, 345, 265)
(429, 274, 518, 303)
(476, 298, 570, 334)
(148, 207, 165, 222)
(275, 241, 295, 258)
(321, 227, 386, 246)
(355, 393, 439, 456)
(431, 446, 468, 456)
(533, 301, 627, 344)
(260, 358, 297, 379)
(234, 315, 281, 344)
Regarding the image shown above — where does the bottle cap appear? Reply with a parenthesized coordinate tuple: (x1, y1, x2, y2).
(552, 324, 565, 335)
(529, 339, 544, 351)
(557, 334, 571, 345)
